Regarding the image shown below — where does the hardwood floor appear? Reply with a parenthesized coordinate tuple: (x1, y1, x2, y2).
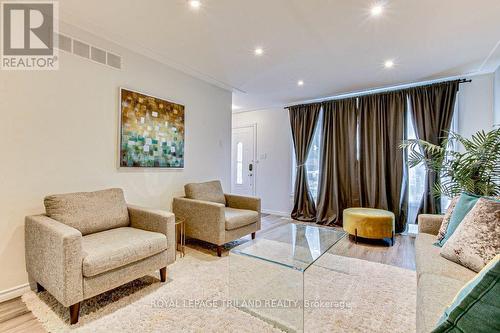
(332, 233, 416, 270)
(261, 215, 416, 271)
(0, 297, 44, 333)
(0, 214, 415, 332)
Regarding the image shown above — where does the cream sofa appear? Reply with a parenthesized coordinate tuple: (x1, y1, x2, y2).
(25, 188, 175, 324)
(173, 180, 261, 256)
(415, 214, 477, 333)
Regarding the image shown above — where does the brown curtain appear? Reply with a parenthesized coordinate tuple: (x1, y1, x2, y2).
(289, 103, 322, 221)
(358, 92, 408, 232)
(408, 80, 459, 216)
(316, 98, 359, 226)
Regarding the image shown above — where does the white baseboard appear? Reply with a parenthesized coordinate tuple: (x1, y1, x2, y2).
(0, 283, 30, 303)
(262, 209, 290, 217)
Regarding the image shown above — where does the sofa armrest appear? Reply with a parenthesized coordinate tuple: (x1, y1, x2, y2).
(128, 205, 176, 264)
(225, 194, 261, 213)
(172, 197, 225, 245)
(25, 215, 83, 307)
(417, 214, 444, 235)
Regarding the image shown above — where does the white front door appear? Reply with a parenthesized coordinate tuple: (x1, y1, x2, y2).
(231, 125, 256, 196)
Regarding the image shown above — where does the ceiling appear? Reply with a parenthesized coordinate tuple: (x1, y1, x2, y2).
(59, 0, 500, 111)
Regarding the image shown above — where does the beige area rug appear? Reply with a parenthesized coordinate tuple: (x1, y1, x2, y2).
(22, 248, 416, 333)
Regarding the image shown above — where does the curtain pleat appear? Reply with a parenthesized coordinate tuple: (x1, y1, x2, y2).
(408, 80, 459, 217)
(316, 98, 359, 226)
(289, 103, 322, 222)
(358, 92, 408, 233)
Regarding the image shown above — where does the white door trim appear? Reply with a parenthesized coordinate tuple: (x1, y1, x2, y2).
(231, 124, 257, 196)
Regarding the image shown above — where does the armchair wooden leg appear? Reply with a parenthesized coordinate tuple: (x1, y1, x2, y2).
(251, 232, 256, 240)
(216, 245, 222, 257)
(69, 302, 80, 325)
(36, 283, 45, 293)
(160, 267, 167, 282)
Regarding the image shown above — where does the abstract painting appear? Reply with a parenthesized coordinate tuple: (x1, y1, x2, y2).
(119, 88, 185, 168)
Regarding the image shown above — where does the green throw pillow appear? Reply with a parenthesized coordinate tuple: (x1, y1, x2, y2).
(436, 192, 481, 247)
(432, 255, 500, 332)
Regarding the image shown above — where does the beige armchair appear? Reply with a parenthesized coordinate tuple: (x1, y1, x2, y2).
(25, 188, 175, 324)
(172, 180, 261, 256)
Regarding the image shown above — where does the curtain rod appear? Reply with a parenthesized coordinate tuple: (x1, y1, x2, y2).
(284, 78, 472, 110)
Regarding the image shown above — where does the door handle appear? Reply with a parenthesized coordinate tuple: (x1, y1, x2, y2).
(249, 163, 253, 171)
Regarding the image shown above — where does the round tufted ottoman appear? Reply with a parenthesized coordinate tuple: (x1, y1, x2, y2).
(343, 208, 395, 246)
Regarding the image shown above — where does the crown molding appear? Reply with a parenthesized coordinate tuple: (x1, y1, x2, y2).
(58, 9, 243, 93)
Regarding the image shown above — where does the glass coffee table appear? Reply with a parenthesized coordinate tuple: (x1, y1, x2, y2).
(229, 223, 346, 332)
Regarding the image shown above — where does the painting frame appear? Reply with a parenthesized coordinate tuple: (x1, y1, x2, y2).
(118, 87, 185, 169)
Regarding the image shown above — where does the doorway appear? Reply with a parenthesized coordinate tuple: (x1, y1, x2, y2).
(231, 125, 256, 196)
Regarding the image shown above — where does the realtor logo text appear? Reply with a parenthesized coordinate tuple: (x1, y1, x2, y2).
(1, 1, 58, 70)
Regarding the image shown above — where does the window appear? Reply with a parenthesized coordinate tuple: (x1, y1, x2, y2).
(407, 109, 426, 225)
(440, 99, 459, 211)
(305, 113, 322, 200)
(291, 110, 323, 201)
(407, 96, 459, 224)
(291, 92, 458, 224)
(236, 142, 243, 185)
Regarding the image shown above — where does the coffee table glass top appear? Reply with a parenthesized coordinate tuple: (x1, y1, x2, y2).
(231, 223, 346, 272)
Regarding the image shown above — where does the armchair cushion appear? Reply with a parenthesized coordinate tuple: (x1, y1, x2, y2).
(44, 188, 129, 235)
(185, 180, 226, 205)
(225, 207, 259, 231)
(128, 205, 176, 265)
(81, 227, 167, 277)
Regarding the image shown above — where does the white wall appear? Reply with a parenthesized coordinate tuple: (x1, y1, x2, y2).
(0, 22, 232, 295)
(232, 108, 293, 216)
(457, 73, 495, 138)
(494, 67, 500, 127)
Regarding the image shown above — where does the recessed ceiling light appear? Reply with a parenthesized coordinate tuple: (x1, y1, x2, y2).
(371, 3, 384, 16)
(189, 0, 201, 9)
(231, 104, 241, 111)
(384, 60, 394, 68)
(297, 80, 304, 86)
(254, 47, 264, 56)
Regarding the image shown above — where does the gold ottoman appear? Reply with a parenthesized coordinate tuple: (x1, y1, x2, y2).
(343, 208, 395, 246)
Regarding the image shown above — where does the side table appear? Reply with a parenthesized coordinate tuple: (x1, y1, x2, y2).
(175, 217, 186, 259)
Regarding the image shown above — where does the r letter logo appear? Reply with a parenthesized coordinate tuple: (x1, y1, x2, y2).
(1, 1, 58, 70)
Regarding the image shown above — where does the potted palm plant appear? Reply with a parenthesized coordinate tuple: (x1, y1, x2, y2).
(401, 128, 500, 198)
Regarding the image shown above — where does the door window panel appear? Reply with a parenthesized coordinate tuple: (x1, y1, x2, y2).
(236, 142, 243, 185)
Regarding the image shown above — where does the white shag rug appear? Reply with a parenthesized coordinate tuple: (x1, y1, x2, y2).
(22, 248, 416, 333)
